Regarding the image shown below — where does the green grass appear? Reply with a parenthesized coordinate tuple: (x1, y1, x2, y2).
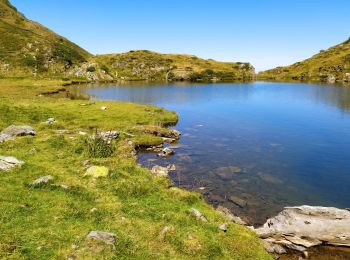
(0, 78, 271, 259)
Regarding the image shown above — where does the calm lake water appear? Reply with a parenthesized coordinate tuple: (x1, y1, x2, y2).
(72, 82, 350, 225)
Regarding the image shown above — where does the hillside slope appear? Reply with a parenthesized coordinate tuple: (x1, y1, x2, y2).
(0, 0, 254, 82)
(258, 38, 350, 83)
(0, 0, 92, 77)
(85, 50, 255, 82)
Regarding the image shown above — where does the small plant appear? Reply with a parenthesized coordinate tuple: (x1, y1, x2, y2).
(86, 130, 115, 158)
(86, 66, 96, 72)
(100, 64, 109, 74)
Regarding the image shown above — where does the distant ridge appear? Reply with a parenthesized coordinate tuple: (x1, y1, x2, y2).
(258, 38, 350, 83)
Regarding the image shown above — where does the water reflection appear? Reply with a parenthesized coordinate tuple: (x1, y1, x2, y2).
(71, 82, 350, 225)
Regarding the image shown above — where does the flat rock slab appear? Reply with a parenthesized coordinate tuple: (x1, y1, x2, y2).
(255, 206, 350, 251)
(32, 175, 53, 185)
(87, 231, 117, 247)
(85, 166, 109, 178)
(1, 125, 35, 137)
(0, 156, 24, 171)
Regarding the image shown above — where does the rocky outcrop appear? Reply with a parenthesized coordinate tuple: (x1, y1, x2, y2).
(0, 156, 24, 171)
(0, 125, 35, 142)
(255, 206, 350, 254)
(135, 125, 181, 140)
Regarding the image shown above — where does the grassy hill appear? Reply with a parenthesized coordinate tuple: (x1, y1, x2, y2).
(0, 0, 254, 82)
(258, 38, 350, 83)
(0, 0, 91, 77)
(90, 50, 255, 82)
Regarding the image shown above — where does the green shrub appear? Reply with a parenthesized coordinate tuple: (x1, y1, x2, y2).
(53, 42, 86, 65)
(86, 66, 96, 72)
(100, 64, 109, 73)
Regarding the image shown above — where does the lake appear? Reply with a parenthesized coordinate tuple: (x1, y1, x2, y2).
(71, 81, 350, 226)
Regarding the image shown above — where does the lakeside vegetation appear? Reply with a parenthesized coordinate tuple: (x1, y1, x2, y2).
(0, 78, 271, 259)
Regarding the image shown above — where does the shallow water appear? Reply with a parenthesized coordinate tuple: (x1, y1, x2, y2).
(72, 82, 350, 225)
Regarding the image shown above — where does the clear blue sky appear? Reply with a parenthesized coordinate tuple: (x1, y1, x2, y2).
(11, 0, 350, 71)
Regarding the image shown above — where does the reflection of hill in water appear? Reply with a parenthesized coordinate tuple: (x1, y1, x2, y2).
(72, 82, 255, 106)
(72, 82, 350, 112)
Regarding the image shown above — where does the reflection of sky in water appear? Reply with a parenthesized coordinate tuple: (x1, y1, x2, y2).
(73, 82, 350, 225)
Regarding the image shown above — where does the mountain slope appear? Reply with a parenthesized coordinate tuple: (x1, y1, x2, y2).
(0, 1, 254, 82)
(258, 38, 350, 83)
(77, 50, 255, 82)
(0, 0, 92, 76)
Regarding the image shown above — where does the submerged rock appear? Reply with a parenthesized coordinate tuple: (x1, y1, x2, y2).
(216, 206, 246, 225)
(0, 125, 35, 142)
(0, 156, 24, 171)
(228, 196, 248, 208)
(255, 206, 350, 253)
(85, 166, 109, 178)
(216, 166, 242, 180)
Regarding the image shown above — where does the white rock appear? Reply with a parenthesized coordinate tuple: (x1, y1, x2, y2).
(255, 206, 350, 249)
(32, 175, 53, 185)
(0, 156, 24, 171)
(190, 208, 208, 222)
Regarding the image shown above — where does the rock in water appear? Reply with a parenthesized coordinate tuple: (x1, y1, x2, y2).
(158, 147, 175, 157)
(216, 206, 246, 225)
(0, 125, 35, 142)
(86, 231, 117, 248)
(85, 166, 109, 178)
(0, 156, 24, 171)
(151, 165, 169, 177)
(255, 206, 350, 251)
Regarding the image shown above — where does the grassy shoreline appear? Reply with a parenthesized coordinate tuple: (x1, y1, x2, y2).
(0, 78, 271, 259)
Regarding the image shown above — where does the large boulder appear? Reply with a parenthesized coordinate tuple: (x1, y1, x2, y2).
(0, 156, 24, 171)
(0, 125, 35, 142)
(255, 206, 350, 253)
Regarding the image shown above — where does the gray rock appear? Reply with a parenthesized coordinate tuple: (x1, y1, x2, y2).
(255, 206, 350, 250)
(0, 156, 24, 171)
(158, 147, 175, 157)
(216, 206, 246, 225)
(167, 164, 176, 171)
(86, 231, 117, 247)
(46, 118, 55, 124)
(151, 164, 176, 177)
(262, 239, 287, 254)
(219, 223, 228, 232)
(190, 208, 208, 222)
(100, 131, 119, 140)
(0, 125, 35, 142)
(32, 175, 53, 185)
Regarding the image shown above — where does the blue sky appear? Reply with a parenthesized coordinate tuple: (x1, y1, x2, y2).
(11, 0, 350, 71)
